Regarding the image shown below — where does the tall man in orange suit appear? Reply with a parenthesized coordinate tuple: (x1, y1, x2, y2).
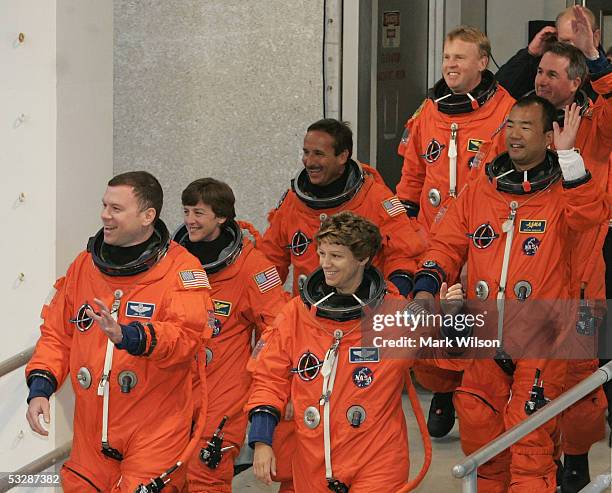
(173, 178, 289, 493)
(397, 25, 515, 231)
(25, 171, 213, 493)
(533, 41, 612, 492)
(258, 118, 425, 492)
(413, 96, 608, 492)
(396, 25, 516, 438)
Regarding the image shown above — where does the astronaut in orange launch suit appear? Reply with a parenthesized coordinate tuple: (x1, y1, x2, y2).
(248, 212, 430, 493)
(174, 177, 289, 492)
(413, 97, 608, 492)
(26, 171, 213, 493)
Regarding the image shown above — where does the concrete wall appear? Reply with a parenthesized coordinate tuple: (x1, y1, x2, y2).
(114, 0, 325, 234)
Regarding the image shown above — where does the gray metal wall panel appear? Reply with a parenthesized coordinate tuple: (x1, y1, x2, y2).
(375, 0, 429, 189)
(356, 0, 373, 161)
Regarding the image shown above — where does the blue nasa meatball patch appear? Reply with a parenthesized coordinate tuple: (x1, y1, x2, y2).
(522, 237, 540, 256)
(211, 317, 223, 337)
(352, 367, 374, 388)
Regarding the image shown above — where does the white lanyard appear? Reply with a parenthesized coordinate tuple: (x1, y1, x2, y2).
(98, 289, 123, 450)
(496, 202, 518, 342)
(448, 123, 458, 198)
(319, 331, 342, 482)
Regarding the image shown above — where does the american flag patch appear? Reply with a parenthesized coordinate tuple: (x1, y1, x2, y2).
(382, 196, 404, 217)
(253, 267, 281, 293)
(179, 269, 211, 289)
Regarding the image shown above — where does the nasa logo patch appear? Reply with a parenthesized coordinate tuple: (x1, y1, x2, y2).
(207, 310, 219, 335)
(352, 366, 374, 388)
(211, 317, 223, 337)
(522, 237, 540, 256)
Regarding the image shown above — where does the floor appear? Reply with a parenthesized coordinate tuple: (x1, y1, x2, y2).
(232, 388, 612, 492)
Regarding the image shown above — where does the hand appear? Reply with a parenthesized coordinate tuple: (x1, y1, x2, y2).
(570, 6, 598, 58)
(86, 298, 123, 344)
(26, 397, 51, 436)
(528, 26, 557, 56)
(440, 282, 464, 316)
(553, 103, 582, 151)
(253, 443, 276, 485)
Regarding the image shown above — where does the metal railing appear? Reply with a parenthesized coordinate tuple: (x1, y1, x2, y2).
(452, 361, 612, 492)
(0, 441, 71, 492)
(0, 346, 34, 379)
(0, 346, 71, 492)
(580, 474, 612, 493)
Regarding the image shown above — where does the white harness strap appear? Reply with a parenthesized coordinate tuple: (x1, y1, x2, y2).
(434, 93, 452, 103)
(98, 289, 123, 450)
(496, 202, 518, 342)
(448, 123, 458, 197)
(314, 292, 335, 307)
(319, 332, 342, 482)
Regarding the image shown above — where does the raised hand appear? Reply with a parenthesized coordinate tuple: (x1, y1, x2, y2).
(570, 5, 598, 58)
(528, 26, 557, 57)
(86, 298, 123, 343)
(553, 103, 581, 151)
(440, 282, 464, 316)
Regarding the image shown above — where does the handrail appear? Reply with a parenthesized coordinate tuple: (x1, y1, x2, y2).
(452, 361, 612, 492)
(0, 441, 71, 492)
(0, 346, 35, 379)
(579, 474, 611, 493)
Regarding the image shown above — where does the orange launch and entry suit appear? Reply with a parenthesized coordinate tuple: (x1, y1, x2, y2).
(396, 70, 515, 233)
(414, 150, 608, 492)
(259, 160, 426, 296)
(26, 234, 212, 493)
(559, 71, 612, 457)
(396, 71, 515, 396)
(247, 270, 430, 493)
(175, 221, 290, 493)
(258, 160, 426, 491)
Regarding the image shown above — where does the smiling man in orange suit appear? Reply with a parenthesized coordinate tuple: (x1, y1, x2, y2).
(413, 97, 608, 492)
(26, 171, 213, 492)
(396, 25, 516, 440)
(532, 40, 611, 492)
(259, 118, 426, 491)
